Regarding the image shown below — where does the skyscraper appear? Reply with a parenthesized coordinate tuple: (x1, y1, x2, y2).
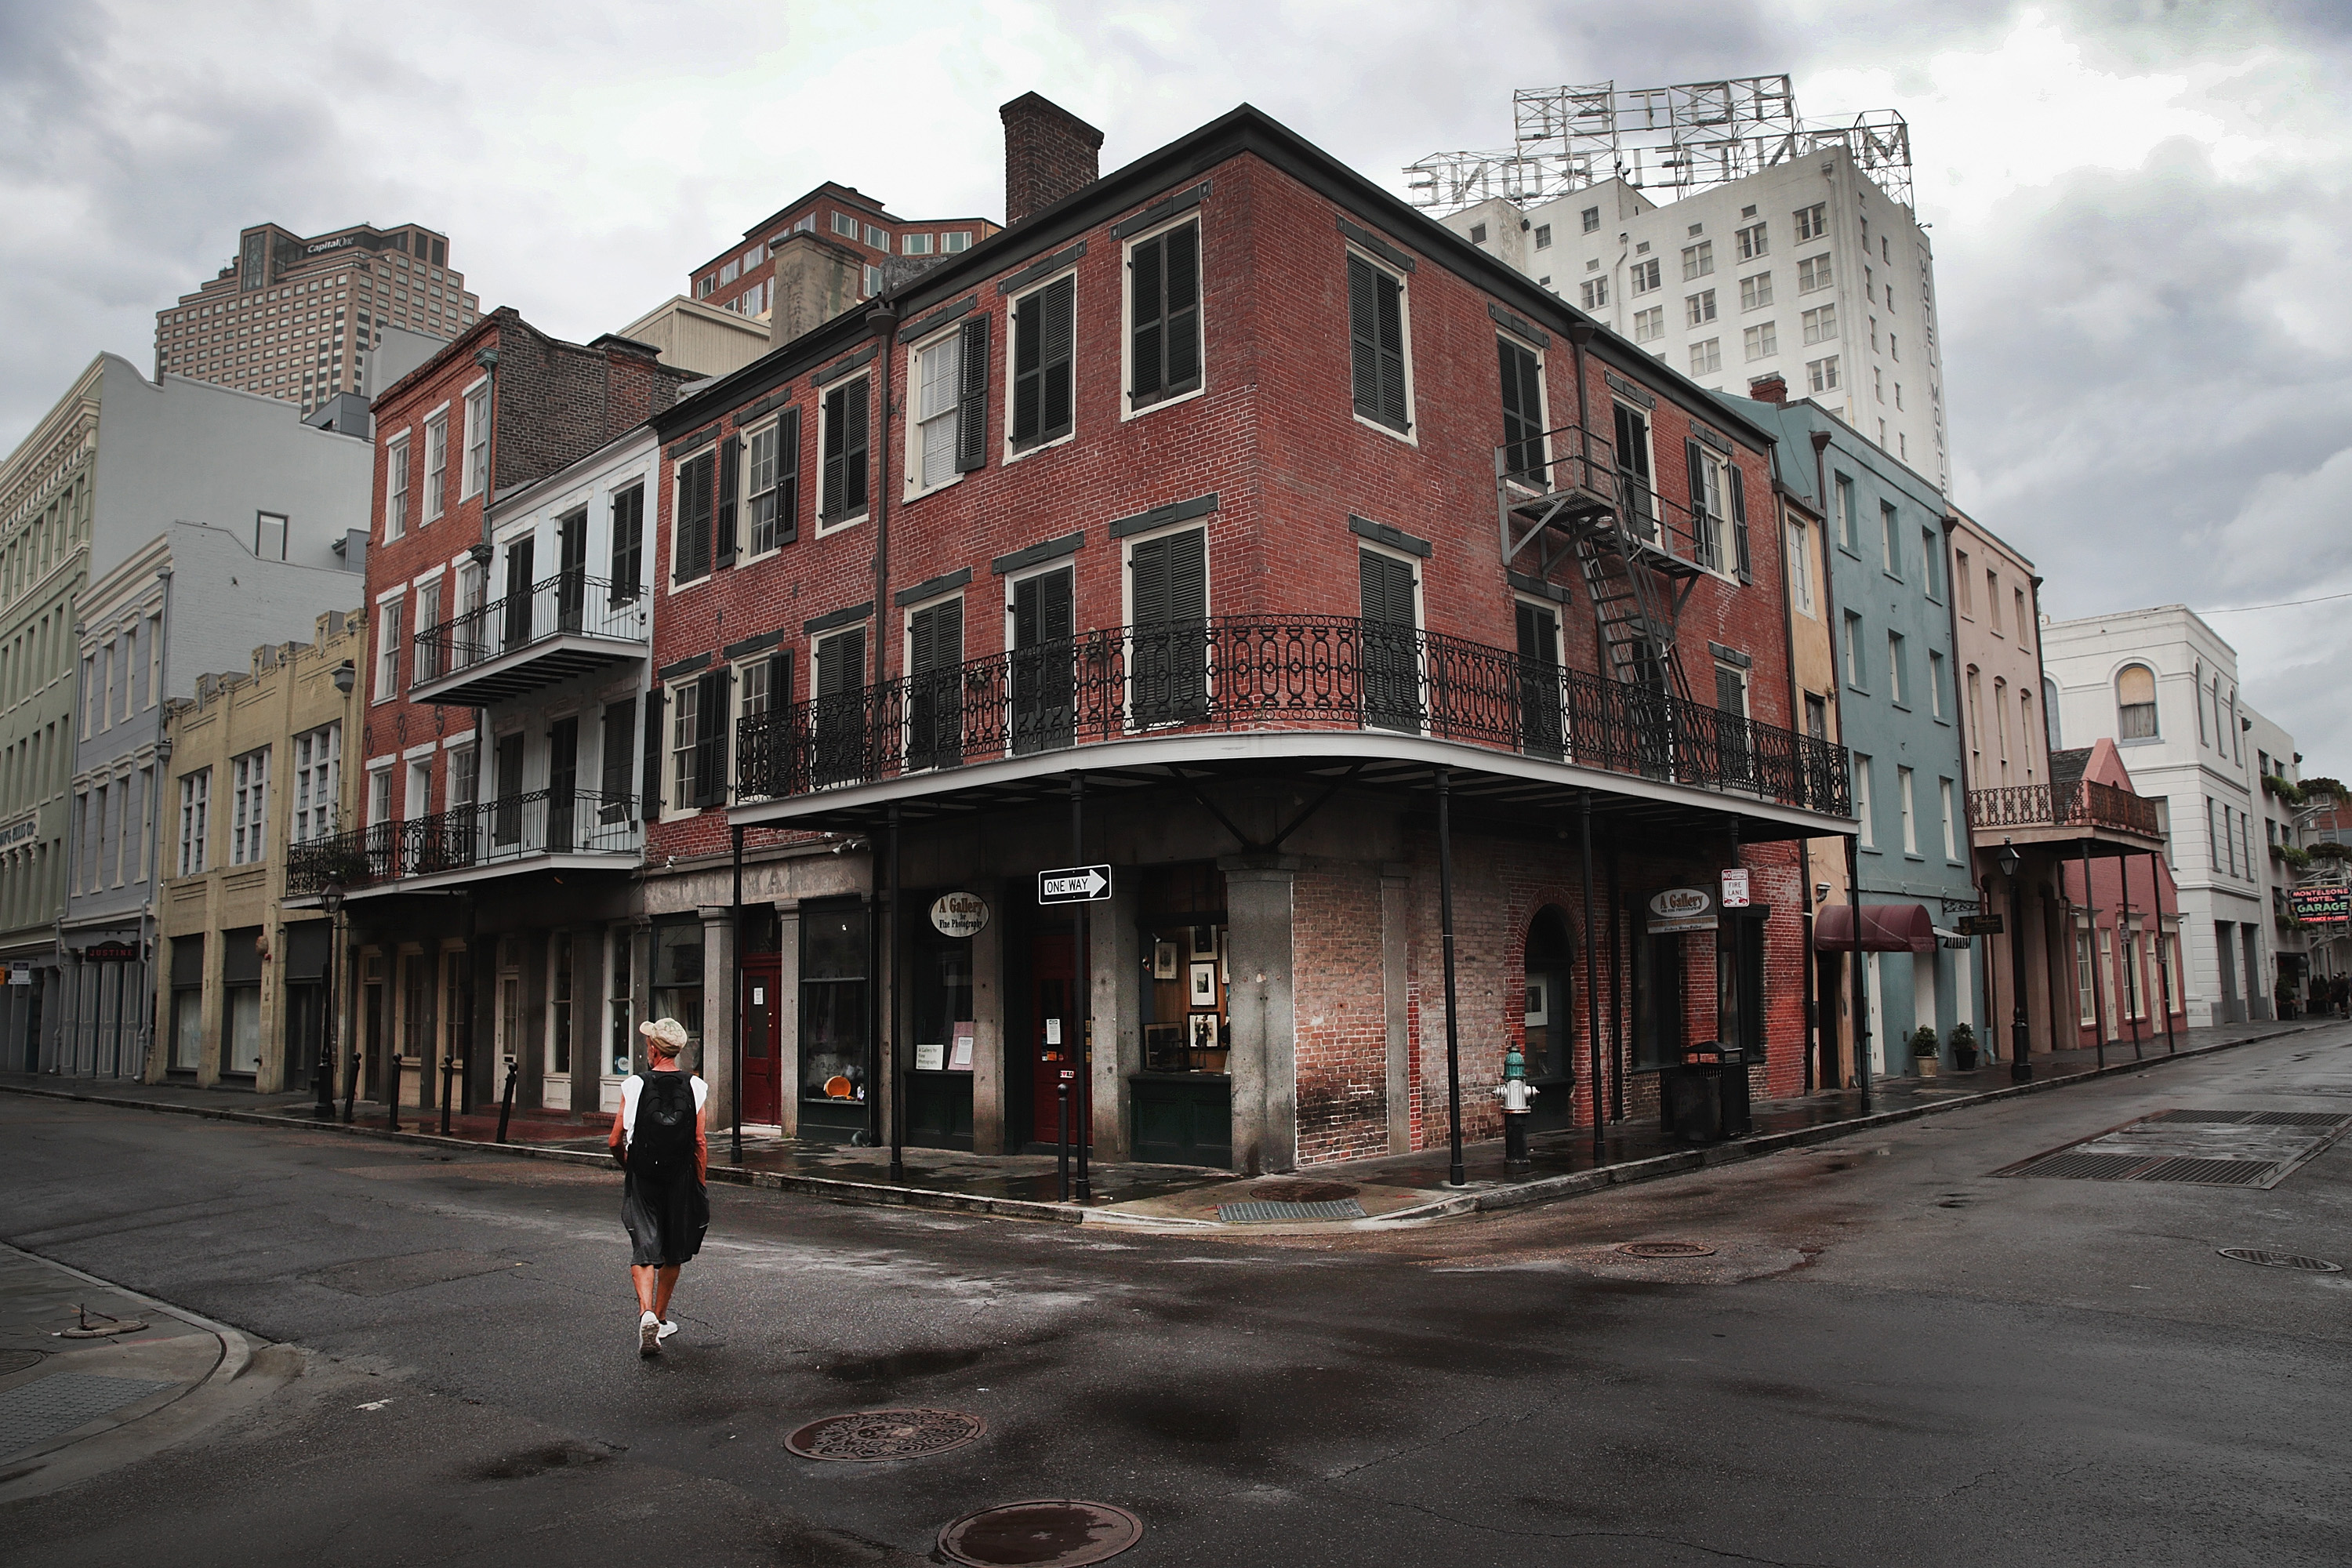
(154, 222, 477, 416)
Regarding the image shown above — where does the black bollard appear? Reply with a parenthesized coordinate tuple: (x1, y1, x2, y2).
(387, 1054, 402, 1132)
(495, 1055, 519, 1144)
(1057, 1075, 1072, 1203)
(440, 1054, 457, 1136)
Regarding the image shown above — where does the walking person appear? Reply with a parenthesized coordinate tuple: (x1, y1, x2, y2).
(608, 1018, 710, 1357)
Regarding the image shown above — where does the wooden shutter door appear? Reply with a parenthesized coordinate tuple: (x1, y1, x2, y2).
(1374, 271, 1406, 430)
(1614, 403, 1655, 539)
(1131, 235, 1164, 401)
(693, 670, 731, 807)
(1359, 550, 1420, 731)
(1012, 569, 1074, 754)
(1128, 530, 1203, 726)
(639, 687, 663, 820)
(1729, 463, 1752, 582)
(716, 435, 741, 565)
(815, 629, 866, 786)
(600, 698, 634, 822)
(1040, 277, 1075, 439)
(502, 536, 534, 650)
(956, 318, 989, 473)
(775, 408, 801, 546)
(1516, 601, 1563, 757)
(548, 716, 579, 851)
(1164, 224, 1200, 394)
(908, 600, 964, 771)
(1686, 440, 1714, 571)
(1348, 257, 1380, 420)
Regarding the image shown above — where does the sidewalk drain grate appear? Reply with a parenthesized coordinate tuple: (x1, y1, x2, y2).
(938, 1499, 1143, 1567)
(2217, 1247, 2343, 1272)
(2134, 1157, 2278, 1185)
(1617, 1241, 1717, 1258)
(2002, 1152, 2149, 1180)
(785, 1408, 985, 1461)
(1216, 1198, 1366, 1223)
(2240, 1111, 2352, 1129)
(0, 1374, 176, 1458)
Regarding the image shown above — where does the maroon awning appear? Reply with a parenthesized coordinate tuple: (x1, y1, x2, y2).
(1813, 903, 1936, 954)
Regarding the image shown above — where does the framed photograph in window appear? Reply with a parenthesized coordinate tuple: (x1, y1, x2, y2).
(1189, 1012, 1220, 1054)
(1152, 940, 1179, 981)
(1145, 1023, 1185, 1072)
(1218, 927, 1229, 985)
(1189, 960, 1218, 1007)
(1192, 924, 1217, 959)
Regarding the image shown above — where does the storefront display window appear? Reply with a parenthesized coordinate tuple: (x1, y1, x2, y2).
(169, 937, 203, 1072)
(1143, 920, 1229, 1073)
(608, 929, 633, 1076)
(801, 902, 868, 1104)
(652, 921, 704, 1058)
(222, 924, 263, 1075)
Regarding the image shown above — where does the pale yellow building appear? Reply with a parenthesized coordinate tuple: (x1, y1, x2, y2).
(152, 610, 363, 1091)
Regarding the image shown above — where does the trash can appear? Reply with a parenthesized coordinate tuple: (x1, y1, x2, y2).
(1659, 1040, 1752, 1145)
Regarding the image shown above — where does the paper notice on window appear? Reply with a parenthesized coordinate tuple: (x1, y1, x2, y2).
(1045, 1018, 1062, 1045)
(949, 1024, 975, 1071)
(915, 1041, 946, 1072)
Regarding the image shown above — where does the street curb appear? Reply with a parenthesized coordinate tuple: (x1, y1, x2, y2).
(0, 1239, 247, 1390)
(1, 1025, 2305, 1231)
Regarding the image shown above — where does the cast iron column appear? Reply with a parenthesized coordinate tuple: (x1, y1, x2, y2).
(1438, 769, 1465, 1187)
(2124, 852, 2143, 1060)
(2081, 841, 2106, 1069)
(2155, 851, 2177, 1053)
(1071, 775, 1091, 1203)
(1581, 791, 1602, 1166)
(887, 804, 904, 1185)
(2005, 842, 2032, 1082)
(731, 823, 746, 1167)
(1849, 834, 1869, 1112)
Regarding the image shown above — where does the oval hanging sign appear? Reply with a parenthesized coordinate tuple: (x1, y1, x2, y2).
(1646, 887, 1717, 933)
(930, 891, 991, 938)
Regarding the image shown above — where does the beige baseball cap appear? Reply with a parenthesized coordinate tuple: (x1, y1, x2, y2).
(638, 1017, 689, 1056)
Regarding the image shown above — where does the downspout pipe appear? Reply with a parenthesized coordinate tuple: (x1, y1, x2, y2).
(140, 566, 174, 1081)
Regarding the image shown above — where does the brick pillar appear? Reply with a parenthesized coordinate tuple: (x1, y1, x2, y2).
(1000, 93, 1105, 227)
(1381, 861, 1413, 1154)
(1222, 855, 1298, 1174)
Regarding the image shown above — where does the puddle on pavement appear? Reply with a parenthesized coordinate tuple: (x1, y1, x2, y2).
(822, 1346, 985, 1384)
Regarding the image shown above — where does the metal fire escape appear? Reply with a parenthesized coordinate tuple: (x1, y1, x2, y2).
(1497, 430, 1700, 702)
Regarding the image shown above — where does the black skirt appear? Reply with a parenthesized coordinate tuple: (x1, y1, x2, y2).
(622, 1168, 710, 1267)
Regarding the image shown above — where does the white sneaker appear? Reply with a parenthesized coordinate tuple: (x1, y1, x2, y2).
(638, 1310, 660, 1356)
(657, 1319, 679, 1342)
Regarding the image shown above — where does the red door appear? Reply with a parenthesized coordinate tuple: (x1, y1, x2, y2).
(742, 954, 781, 1126)
(1029, 932, 1090, 1147)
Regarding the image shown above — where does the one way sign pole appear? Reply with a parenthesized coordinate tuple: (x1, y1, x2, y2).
(1039, 865, 1112, 905)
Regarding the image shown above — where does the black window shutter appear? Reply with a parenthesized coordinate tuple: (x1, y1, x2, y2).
(777, 407, 801, 546)
(673, 452, 713, 583)
(716, 434, 741, 566)
(1348, 256, 1380, 421)
(841, 380, 869, 514)
(1375, 270, 1407, 430)
(1686, 438, 1712, 570)
(1163, 223, 1200, 394)
(1499, 339, 1545, 480)
(768, 648, 793, 710)
(639, 685, 664, 821)
(1715, 665, 1745, 714)
(1013, 289, 1042, 445)
(1729, 463, 1752, 583)
(1043, 567, 1073, 643)
(1040, 276, 1074, 441)
(1130, 534, 1170, 629)
(1130, 235, 1164, 401)
(600, 696, 635, 818)
(955, 316, 989, 473)
(608, 485, 643, 602)
(691, 669, 730, 808)
(821, 387, 846, 517)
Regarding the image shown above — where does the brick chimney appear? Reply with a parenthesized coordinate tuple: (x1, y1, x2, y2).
(1748, 372, 1788, 405)
(1001, 93, 1104, 227)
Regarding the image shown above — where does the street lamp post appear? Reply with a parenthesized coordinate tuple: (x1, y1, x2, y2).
(1998, 840, 2031, 1083)
(317, 882, 343, 1120)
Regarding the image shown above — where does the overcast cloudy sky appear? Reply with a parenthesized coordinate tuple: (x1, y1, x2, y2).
(5, 1, 2349, 769)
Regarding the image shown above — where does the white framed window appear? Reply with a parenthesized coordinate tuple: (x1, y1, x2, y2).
(1632, 307, 1664, 343)
(902, 233, 934, 256)
(1121, 217, 1204, 421)
(1007, 269, 1077, 455)
(942, 230, 971, 253)
(1628, 257, 1661, 295)
(718, 258, 740, 285)
(863, 223, 887, 250)
(909, 321, 982, 492)
(463, 384, 488, 497)
(1736, 221, 1767, 260)
(669, 679, 701, 813)
(818, 378, 870, 532)
(1940, 778, 1958, 859)
(423, 413, 448, 521)
(829, 212, 858, 238)
(862, 263, 883, 297)
(178, 769, 210, 877)
(1744, 321, 1777, 361)
(1579, 277, 1607, 310)
(1680, 241, 1714, 280)
(374, 597, 402, 701)
(292, 724, 339, 843)
(1887, 631, 1907, 705)
(1853, 753, 1874, 848)
(447, 742, 477, 811)
(230, 748, 270, 864)
(1807, 355, 1841, 393)
(1346, 249, 1414, 439)
(1929, 651, 1947, 719)
(1785, 521, 1815, 615)
(1685, 289, 1717, 328)
(1581, 205, 1599, 234)
(1688, 338, 1722, 376)
(367, 765, 393, 828)
(1898, 765, 1917, 854)
(746, 415, 797, 556)
(1534, 223, 1552, 249)
(1794, 202, 1827, 241)
(1798, 254, 1833, 293)
(1802, 303, 1838, 344)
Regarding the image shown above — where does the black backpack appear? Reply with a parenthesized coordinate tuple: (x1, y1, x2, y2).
(632, 1073, 697, 1180)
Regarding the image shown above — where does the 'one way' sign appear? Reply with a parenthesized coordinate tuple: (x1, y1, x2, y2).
(1038, 866, 1112, 904)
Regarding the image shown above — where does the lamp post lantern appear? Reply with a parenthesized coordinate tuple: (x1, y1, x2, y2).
(317, 882, 344, 1120)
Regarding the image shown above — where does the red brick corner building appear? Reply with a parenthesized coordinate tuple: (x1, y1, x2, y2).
(636, 97, 1855, 1174)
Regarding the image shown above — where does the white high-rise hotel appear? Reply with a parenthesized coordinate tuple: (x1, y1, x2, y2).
(1413, 78, 1949, 492)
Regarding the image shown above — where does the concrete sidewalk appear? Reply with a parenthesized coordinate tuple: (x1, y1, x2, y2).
(0, 1242, 269, 1501)
(0, 1018, 2312, 1232)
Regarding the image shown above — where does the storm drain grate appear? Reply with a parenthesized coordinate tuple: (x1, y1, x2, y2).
(2217, 1247, 2343, 1272)
(1216, 1198, 1367, 1223)
(938, 1500, 1143, 1567)
(784, 1408, 985, 1461)
(2132, 1157, 2279, 1185)
(2002, 1152, 2151, 1180)
(1617, 1241, 1718, 1258)
(0, 1374, 175, 1457)
(2140, 1109, 2252, 1126)
(2238, 1111, 2352, 1130)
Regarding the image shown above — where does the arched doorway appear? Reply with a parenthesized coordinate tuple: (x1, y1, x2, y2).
(1522, 908, 1577, 1132)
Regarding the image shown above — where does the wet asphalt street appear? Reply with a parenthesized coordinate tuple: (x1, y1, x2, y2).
(3, 1027, 2349, 1568)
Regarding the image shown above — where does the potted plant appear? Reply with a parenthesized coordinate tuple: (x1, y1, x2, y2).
(1910, 1024, 1941, 1078)
(1948, 1022, 1979, 1073)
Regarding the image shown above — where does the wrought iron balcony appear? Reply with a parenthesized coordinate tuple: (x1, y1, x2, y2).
(1967, 779, 2164, 840)
(283, 789, 640, 895)
(409, 571, 648, 706)
(736, 615, 1850, 818)
(1500, 423, 1723, 580)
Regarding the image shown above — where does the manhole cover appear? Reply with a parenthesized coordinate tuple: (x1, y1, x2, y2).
(1617, 1241, 1716, 1258)
(2217, 1247, 2343, 1272)
(1249, 1179, 1359, 1203)
(783, 1408, 985, 1461)
(0, 1351, 42, 1377)
(938, 1500, 1142, 1567)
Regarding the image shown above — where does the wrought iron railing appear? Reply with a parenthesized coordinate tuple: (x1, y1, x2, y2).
(1503, 423, 1719, 574)
(736, 615, 1849, 816)
(411, 571, 645, 687)
(1966, 779, 2163, 838)
(283, 789, 640, 893)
